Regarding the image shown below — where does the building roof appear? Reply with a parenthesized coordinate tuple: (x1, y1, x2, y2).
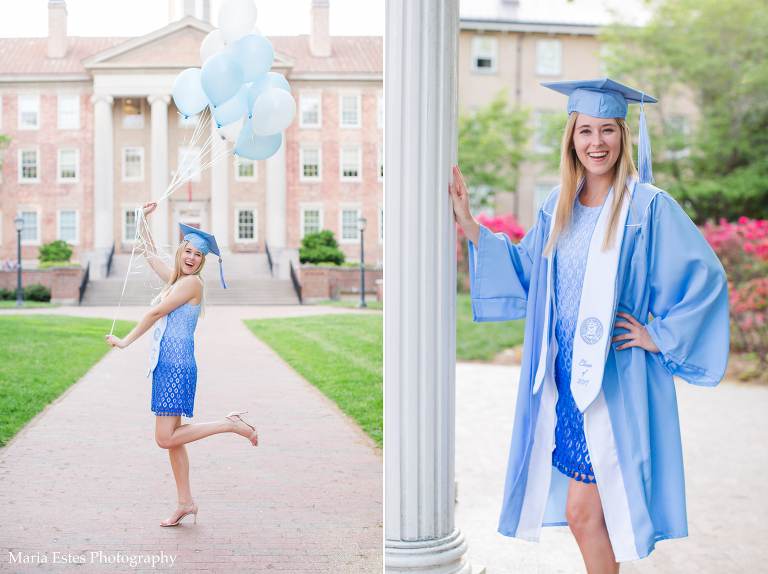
(270, 36, 382, 75)
(0, 37, 127, 77)
(460, 0, 651, 28)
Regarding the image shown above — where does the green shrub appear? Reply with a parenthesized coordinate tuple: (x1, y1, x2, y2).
(299, 230, 345, 265)
(38, 240, 72, 263)
(6, 283, 52, 302)
(0, 287, 13, 300)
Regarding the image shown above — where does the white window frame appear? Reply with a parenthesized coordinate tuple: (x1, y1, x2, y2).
(234, 157, 258, 182)
(471, 35, 499, 74)
(57, 95, 80, 130)
(233, 205, 258, 244)
(18, 148, 41, 183)
(665, 114, 692, 160)
(339, 91, 362, 129)
(377, 144, 384, 183)
(18, 95, 40, 131)
(299, 92, 322, 129)
(534, 110, 558, 155)
(535, 38, 563, 77)
(300, 203, 324, 239)
(338, 203, 362, 245)
(56, 208, 80, 245)
(122, 98, 144, 129)
(339, 144, 363, 182)
(378, 202, 384, 245)
(57, 148, 80, 183)
(299, 144, 323, 182)
(377, 91, 383, 130)
(178, 146, 202, 183)
(122, 147, 145, 182)
(18, 207, 41, 246)
(122, 207, 137, 243)
(533, 183, 556, 220)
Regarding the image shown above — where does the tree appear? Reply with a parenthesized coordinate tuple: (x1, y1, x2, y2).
(299, 230, 345, 265)
(601, 0, 768, 223)
(457, 91, 531, 210)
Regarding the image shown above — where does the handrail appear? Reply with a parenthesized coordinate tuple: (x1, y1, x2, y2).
(106, 242, 115, 277)
(265, 242, 273, 276)
(78, 262, 90, 305)
(289, 260, 303, 304)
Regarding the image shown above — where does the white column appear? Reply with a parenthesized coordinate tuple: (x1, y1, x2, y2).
(384, 1, 475, 573)
(92, 95, 114, 252)
(265, 131, 286, 250)
(210, 122, 229, 251)
(148, 94, 171, 247)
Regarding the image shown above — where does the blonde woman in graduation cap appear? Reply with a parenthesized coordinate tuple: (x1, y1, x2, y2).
(105, 202, 258, 528)
(450, 79, 729, 572)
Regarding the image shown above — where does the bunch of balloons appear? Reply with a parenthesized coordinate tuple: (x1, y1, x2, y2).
(172, 0, 295, 161)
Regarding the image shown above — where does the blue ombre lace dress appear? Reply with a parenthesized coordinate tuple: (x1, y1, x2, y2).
(151, 282, 202, 418)
(552, 200, 602, 482)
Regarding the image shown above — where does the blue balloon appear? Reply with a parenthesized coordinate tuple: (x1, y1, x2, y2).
(211, 85, 249, 127)
(172, 68, 209, 117)
(234, 120, 282, 160)
(232, 34, 274, 83)
(201, 52, 244, 106)
(247, 73, 290, 116)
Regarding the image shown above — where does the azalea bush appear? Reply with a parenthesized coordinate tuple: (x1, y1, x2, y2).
(457, 213, 525, 292)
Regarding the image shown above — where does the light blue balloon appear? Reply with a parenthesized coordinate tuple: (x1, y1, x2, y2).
(172, 68, 209, 117)
(247, 73, 290, 116)
(201, 52, 244, 106)
(232, 34, 274, 83)
(234, 120, 282, 160)
(211, 85, 249, 127)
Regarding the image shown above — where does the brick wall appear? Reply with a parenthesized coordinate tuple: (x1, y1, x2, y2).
(0, 266, 85, 303)
(299, 265, 382, 300)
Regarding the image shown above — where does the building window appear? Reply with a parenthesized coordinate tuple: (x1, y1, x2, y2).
(18, 95, 40, 130)
(20, 211, 39, 243)
(178, 147, 201, 182)
(534, 183, 555, 220)
(377, 145, 384, 182)
(57, 210, 78, 244)
(340, 146, 362, 181)
(57, 149, 79, 182)
(300, 146, 322, 181)
(471, 36, 498, 74)
(301, 206, 323, 238)
(19, 149, 40, 182)
(122, 147, 144, 181)
(340, 208, 361, 243)
(536, 38, 562, 77)
(534, 111, 560, 154)
(234, 206, 258, 243)
(58, 95, 80, 130)
(299, 94, 321, 128)
(340, 93, 361, 128)
(124, 210, 136, 242)
(665, 115, 691, 159)
(377, 92, 383, 129)
(234, 158, 257, 181)
(123, 98, 143, 128)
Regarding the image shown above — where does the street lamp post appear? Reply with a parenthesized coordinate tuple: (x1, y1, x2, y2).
(13, 216, 23, 307)
(358, 216, 367, 308)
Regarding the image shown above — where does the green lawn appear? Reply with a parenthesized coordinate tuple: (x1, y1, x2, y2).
(456, 293, 526, 361)
(0, 315, 136, 446)
(0, 301, 60, 309)
(318, 300, 383, 310)
(244, 314, 383, 447)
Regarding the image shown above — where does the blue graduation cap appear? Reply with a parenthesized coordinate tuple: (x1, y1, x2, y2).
(541, 78, 658, 184)
(179, 222, 227, 289)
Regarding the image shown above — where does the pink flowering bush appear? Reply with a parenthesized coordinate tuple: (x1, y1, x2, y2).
(457, 213, 525, 292)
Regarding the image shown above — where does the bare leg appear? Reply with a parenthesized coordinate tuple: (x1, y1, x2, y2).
(154, 413, 254, 450)
(566, 478, 620, 574)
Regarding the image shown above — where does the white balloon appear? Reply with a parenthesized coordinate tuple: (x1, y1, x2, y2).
(218, 0, 258, 44)
(250, 25, 262, 36)
(252, 89, 296, 136)
(200, 30, 233, 64)
(218, 115, 247, 142)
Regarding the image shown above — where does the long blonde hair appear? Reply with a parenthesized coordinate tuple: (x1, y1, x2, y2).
(151, 241, 206, 317)
(543, 112, 638, 256)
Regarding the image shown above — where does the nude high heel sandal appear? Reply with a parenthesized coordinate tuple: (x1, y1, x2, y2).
(159, 500, 198, 527)
(226, 411, 258, 446)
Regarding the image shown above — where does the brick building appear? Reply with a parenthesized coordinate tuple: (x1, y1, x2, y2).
(0, 0, 383, 278)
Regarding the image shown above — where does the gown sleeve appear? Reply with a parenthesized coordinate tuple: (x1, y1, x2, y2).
(644, 192, 730, 386)
(467, 215, 539, 322)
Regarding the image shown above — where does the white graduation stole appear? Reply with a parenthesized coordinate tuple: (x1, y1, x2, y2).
(533, 179, 633, 412)
(146, 282, 178, 378)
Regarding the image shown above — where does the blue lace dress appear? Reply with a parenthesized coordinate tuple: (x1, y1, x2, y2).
(151, 282, 202, 418)
(552, 200, 602, 483)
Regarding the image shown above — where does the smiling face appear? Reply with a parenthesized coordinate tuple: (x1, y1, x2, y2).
(180, 242, 204, 275)
(571, 115, 622, 179)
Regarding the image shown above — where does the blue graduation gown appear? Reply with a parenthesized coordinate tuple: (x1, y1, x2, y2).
(468, 179, 729, 561)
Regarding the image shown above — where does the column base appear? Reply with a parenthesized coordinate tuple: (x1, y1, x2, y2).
(385, 528, 473, 574)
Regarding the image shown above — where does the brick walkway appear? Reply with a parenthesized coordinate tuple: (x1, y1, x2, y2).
(455, 362, 768, 574)
(0, 305, 382, 573)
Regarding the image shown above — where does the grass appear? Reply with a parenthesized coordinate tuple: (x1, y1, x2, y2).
(0, 301, 60, 309)
(0, 315, 136, 447)
(244, 314, 383, 447)
(317, 300, 383, 310)
(456, 293, 526, 361)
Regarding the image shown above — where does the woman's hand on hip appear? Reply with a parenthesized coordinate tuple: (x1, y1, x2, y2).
(612, 312, 660, 353)
(449, 165, 480, 246)
(105, 335, 127, 349)
(141, 202, 158, 216)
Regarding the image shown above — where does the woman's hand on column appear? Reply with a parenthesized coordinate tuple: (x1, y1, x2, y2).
(142, 202, 158, 216)
(612, 312, 660, 353)
(449, 165, 480, 246)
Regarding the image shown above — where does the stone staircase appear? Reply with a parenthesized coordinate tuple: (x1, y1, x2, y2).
(80, 253, 300, 306)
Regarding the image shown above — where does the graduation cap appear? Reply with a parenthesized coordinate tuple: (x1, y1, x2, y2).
(179, 222, 227, 289)
(541, 78, 658, 184)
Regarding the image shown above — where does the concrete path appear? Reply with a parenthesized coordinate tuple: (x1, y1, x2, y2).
(0, 305, 382, 573)
(455, 362, 768, 574)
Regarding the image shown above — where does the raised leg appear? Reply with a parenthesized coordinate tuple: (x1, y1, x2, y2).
(154, 413, 254, 449)
(565, 478, 620, 574)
